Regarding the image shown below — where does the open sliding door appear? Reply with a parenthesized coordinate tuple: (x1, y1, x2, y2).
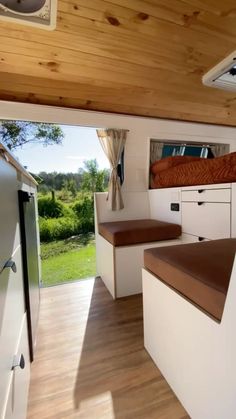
(18, 190, 40, 361)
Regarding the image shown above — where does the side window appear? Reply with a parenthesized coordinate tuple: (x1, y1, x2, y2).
(150, 139, 229, 169)
(162, 144, 214, 159)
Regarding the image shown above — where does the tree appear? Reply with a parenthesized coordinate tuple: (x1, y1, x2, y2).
(81, 159, 109, 193)
(68, 179, 77, 198)
(0, 120, 64, 151)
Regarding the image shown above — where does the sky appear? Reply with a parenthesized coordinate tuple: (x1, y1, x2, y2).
(13, 125, 110, 174)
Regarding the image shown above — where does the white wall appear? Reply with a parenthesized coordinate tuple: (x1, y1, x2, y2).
(1, 100, 236, 192)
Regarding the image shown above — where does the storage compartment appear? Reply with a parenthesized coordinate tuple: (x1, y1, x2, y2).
(182, 202, 231, 240)
(2, 314, 30, 419)
(0, 246, 25, 414)
(182, 188, 231, 203)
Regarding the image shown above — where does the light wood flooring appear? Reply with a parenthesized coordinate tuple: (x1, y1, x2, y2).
(27, 278, 189, 419)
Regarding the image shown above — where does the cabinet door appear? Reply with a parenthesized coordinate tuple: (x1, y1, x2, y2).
(2, 315, 30, 419)
(0, 247, 25, 415)
(182, 202, 231, 239)
(0, 157, 20, 272)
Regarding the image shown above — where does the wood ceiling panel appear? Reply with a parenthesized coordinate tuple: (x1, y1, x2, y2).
(0, 0, 236, 125)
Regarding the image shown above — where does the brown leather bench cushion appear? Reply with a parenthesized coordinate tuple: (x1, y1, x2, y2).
(144, 239, 236, 322)
(98, 219, 182, 247)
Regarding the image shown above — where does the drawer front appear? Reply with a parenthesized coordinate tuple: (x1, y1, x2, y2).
(2, 314, 30, 419)
(181, 188, 231, 203)
(0, 158, 20, 272)
(181, 233, 210, 243)
(0, 247, 25, 413)
(182, 202, 231, 240)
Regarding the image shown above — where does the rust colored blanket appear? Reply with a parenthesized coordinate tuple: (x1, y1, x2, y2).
(151, 152, 236, 189)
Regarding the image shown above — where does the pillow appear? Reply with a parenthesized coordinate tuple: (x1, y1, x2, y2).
(150, 155, 202, 175)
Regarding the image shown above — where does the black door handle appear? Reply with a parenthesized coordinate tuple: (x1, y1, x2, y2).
(12, 354, 25, 370)
(198, 237, 205, 241)
(197, 202, 204, 206)
(3, 259, 17, 273)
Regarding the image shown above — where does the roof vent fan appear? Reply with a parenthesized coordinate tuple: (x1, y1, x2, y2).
(0, 0, 57, 30)
(202, 51, 236, 92)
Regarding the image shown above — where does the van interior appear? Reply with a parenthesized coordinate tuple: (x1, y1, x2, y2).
(1, 2, 236, 418)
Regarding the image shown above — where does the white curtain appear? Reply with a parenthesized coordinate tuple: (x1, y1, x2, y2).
(150, 141, 164, 164)
(96, 128, 127, 211)
(210, 144, 229, 157)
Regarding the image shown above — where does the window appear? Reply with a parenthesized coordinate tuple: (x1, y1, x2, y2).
(150, 140, 229, 165)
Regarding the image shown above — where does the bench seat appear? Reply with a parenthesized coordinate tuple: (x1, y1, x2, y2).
(98, 219, 182, 247)
(144, 238, 236, 321)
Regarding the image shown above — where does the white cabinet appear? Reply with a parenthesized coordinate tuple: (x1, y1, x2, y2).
(0, 149, 35, 419)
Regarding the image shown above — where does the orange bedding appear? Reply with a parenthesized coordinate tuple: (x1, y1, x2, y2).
(151, 152, 236, 189)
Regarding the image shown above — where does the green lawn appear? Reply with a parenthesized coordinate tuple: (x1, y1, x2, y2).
(41, 234, 96, 287)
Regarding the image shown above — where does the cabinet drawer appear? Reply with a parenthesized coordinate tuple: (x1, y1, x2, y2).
(181, 188, 231, 203)
(2, 314, 30, 419)
(181, 233, 210, 243)
(182, 202, 231, 240)
(0, 247, 25, 414)
(0, 158, 20, 272)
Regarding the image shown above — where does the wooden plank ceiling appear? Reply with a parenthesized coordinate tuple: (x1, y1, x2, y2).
(1, 0, 236, 126)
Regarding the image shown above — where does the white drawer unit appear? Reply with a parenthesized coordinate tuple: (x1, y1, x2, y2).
(149, 183, 235, 241)
(2, 314, 30, 419)
(181, 183, 233, 241)
(182, 202, 231, 240)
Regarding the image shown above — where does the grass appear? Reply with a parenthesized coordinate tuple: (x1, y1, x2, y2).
(41, 234, 96, 287)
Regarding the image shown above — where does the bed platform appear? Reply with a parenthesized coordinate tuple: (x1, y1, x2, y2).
(143, 238, 236, 419)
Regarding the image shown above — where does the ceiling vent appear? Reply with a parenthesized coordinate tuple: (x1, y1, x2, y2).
(0, 0, 57, 30)
(202, 51, 236, 92)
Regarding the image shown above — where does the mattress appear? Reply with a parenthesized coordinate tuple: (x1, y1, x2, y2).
(151, 152, 236, 189)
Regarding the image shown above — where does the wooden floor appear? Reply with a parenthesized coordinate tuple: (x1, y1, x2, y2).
(27, 278, 189, 419)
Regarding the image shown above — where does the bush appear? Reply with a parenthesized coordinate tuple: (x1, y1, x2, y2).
(72, 194, 94, 233)
(39, 216, 81, 242)
(38, 197, 64, 218)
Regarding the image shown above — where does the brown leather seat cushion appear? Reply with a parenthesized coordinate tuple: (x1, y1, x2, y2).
(98, 219, 182, 247)
(144, 239, 236, 322)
